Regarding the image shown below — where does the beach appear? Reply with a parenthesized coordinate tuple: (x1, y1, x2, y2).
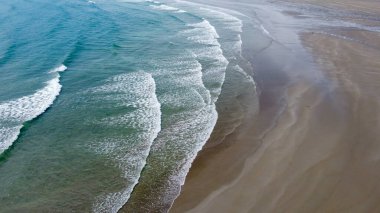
(0, 1, 257, 211)
(171, 0, 380, 212)
(0, 0, 379, 211)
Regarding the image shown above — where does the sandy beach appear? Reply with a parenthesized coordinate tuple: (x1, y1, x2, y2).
(171, 0, 380, 212)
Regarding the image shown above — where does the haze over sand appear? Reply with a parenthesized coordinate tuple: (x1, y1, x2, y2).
(171, 0, 380, 212)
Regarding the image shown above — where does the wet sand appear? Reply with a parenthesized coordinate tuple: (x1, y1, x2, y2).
(171, 0, 380, 212)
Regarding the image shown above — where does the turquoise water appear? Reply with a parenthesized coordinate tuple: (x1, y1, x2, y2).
(0, 0, 256, 212)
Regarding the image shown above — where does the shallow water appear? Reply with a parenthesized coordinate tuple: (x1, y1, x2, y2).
(0, 0, 256, 212)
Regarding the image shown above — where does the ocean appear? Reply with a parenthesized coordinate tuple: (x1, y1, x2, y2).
(0, 0, 257, 212)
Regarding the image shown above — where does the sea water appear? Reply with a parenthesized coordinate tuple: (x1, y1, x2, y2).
(0, 0, 256, 212)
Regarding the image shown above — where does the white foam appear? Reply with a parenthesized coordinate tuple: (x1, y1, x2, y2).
(144, 104, 218, 209)
(233, 34, 243, 56)
(128, 3, 256, 210)
(175, 9, 186, 13)
(183, 20, 220, 45)
(180, 19, 229, 102)
(174, 0, 245, 60)
(176, 0, 248, 19)
(117, 2, 256, 211)
(150, 4, 183, 12)
(177, 0, 244, 57)
(233, 64, 255, 85)
(191, 6, 244, 58)
(0, 126, 21, 153)
(0, 64, 66, 154)
(260, 24, 271, 37)
(147, 1, 186, 12)
(90, 72, 161, 213)
(150, 53, 214, 105)
(48, 64, 67, 73)
(175, 1, 243, 31)
(122, 16, 228, 209)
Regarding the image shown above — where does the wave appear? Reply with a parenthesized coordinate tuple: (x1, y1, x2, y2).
(195, 6, 244, 58)
(198, 7, 243, 33)
(89, 72, 161, 213)
(176, 1, 243, 33)
(175, 1, 244, 60)
(131, 2, 257, 211)
(123, 54, 220, 212)
(175, 1, 260, 152)
(150, 4, 186, 13)
(184, 20, 220, 45)
(181, 20, 229, 102)
(0, 64, 66, 154)
(48, 64, 67, 73)
(123, 12, 229, 211)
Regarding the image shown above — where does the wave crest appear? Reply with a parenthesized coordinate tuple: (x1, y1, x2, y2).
(0, 64, 66, 154)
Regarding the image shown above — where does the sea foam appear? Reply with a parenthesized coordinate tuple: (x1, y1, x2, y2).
(90, 72, 161, 213)
(0, 65, 66, 154)
(180, 19, 229, 102)
(150, 4, 185, 13)
(123, 10, 230, 211)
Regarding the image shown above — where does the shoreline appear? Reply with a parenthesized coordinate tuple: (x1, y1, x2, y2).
(171, 0, 380, 212)
(171, 0, 307, 211)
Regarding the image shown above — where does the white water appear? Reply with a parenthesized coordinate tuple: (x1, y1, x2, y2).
(122, 10, 231, 210)
(181, 20, 229, 102)
(90, 72, 162, 213)
(185, 20, 220, 45)
(47, 64, 67, 73)
(90, 2, 253, 211)
(0, 64, 66, 154)
(150, 4, 184, 13)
